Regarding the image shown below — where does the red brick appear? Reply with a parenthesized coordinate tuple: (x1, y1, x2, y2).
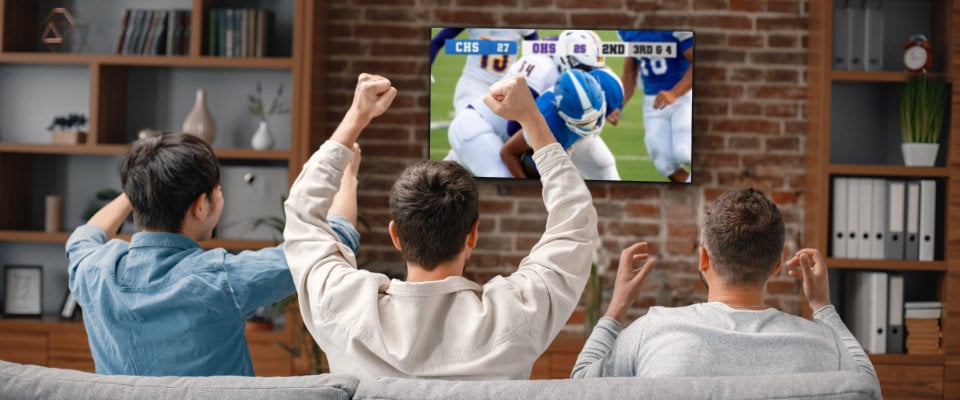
(697, 49, 747, 63)
(756, 16, 807, 31)
(768, 34, 798, 48)
(503, 11, 569, 25)
(731, 102, 762, 115)
(768, 0, 802, 13)
(749, 86, 807, 101)
(764, 68, 800, 83)
(696, 66, 727, 81)
(751, 51, 807, 66)
(730, 0, 765, 12)
(728, 34, 764, 48)
(432, 9, 498, 25)
(571, 13, 635, 27)
(728, 136, 761, 150)
(713, 119, 781, 135)
(625, 203, 661, 218)
(764, 103, 799, 118)
(730, 67, 763, 82)
(696, 101, 729, 116)
(766, 137, 800, 151)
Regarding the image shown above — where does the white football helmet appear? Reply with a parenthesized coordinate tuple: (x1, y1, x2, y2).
(552, 30, 605, 72)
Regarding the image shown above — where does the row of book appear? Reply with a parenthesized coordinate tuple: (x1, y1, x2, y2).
(115, 9, 191, 55)
(844, 271, 941, 354)
(833, 0, 884, 71)
(208, 8, 274, 58)
(830, 177, 937, 261)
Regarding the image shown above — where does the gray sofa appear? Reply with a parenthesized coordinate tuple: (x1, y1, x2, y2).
(0, 359, 881, 400)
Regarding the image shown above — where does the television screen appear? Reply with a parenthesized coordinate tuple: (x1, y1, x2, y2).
(429, 27, 694, 183)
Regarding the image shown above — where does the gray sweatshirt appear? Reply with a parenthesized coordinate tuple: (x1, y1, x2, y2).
(572, 302, 878, 383)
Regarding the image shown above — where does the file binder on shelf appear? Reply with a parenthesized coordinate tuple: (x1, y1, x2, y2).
(856, 178, 873, 259)
(884, 180, 906, 260)
(887, 273, 904, 353)
(832, 1, 852, 70)
(846, 271, 888, 354)
(869, 178, 886, 259)
(831, 177, 848, 258)
(846, 177, 861, 257)
(848, 0, 866, 70)
(905, 181, 921, 260)
(918, 180, 936, 261)
(862, 0, 884, 71)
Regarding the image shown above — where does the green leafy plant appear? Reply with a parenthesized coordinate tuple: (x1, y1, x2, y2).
(900, 74, 947, 143)
(247, 81, 290, 121)
(47, 112, 88, 131)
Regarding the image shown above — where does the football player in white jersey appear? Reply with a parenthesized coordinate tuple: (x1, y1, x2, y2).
(445, 30, 605, 178)
(619, 30, 694, 182)
(431, 28, 539, 115)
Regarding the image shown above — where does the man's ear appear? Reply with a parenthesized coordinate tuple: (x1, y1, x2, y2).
(699, 245, 710, 273)
(770, 255, 783, 277)
(465, 220, 479, 249)
(388, 220, 403, 251)
(189, 193, 209, 220)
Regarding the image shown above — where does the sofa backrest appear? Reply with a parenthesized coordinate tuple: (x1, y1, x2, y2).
(353, 371, 882, 400)
(0, 360, 358, 400)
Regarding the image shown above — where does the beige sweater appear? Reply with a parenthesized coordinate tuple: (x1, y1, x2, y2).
(283, 141, 598, 380)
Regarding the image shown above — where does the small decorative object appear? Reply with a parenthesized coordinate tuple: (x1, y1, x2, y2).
(4, 265, 43, 317)
(44, 195, 63, 233)
(902, 34, 933, 73)
(40, 8, 77, 52)
(182, 89, 217, 144)
(48, 112, 88, 144)
(60, 290, 80, 320)
(247, 81, 290, 150)
(900, 73, 947, 166)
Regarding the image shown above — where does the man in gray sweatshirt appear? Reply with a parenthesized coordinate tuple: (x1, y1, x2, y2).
(572, 188, 877, 383)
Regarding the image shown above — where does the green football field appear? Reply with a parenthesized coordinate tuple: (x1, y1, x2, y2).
(429, 28, 669, 183)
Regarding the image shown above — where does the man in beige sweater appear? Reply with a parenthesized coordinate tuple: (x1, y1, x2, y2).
(283, 73, 598, 379)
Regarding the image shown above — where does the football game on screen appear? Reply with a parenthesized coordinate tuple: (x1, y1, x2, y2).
(429, 27, 694, 183)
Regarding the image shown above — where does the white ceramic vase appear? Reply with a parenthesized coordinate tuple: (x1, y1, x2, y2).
(901, 142, 939, 167)
(182, 89, 217, 144)
(251, 120, 275, 150)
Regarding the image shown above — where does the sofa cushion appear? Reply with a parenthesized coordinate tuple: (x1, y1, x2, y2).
(0, 360, 358, 400)
(354, 371, 881, 400)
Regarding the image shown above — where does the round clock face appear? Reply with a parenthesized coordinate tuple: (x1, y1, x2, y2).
(903, 45, 928, 71)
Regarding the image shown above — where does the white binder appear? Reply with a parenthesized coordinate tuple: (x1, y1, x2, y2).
(856, 178, 873, 259)
(848, 0, 866, 70)
(832, 1, 852, 70)
(905, 181, 921, 260)
(832, 177, 848, 258)
(845, 271, 888, 354)
(863, 0, 884, 71)
(918, 180, 937, 261)
(846, 177, 861, 257)
(885, 180, 906, 260)
(870, 178, 887, 259)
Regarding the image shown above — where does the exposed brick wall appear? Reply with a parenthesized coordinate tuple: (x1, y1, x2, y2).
(322, 0, 810, 330)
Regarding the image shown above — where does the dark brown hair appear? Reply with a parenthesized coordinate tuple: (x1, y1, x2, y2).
(118, 133, 220, 232)
(702, 188, 785, 287)
(389, 160, 479, 270)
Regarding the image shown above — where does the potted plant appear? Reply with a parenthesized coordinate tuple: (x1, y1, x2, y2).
(900, 74, 947, 166)
(247, 81, 290, 150)
(48, 112, 88, 144)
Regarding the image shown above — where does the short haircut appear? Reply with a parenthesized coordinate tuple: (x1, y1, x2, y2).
(389, 160, 479, 270)
(702, 188, 785, 287)
(118, 133, 220, 233)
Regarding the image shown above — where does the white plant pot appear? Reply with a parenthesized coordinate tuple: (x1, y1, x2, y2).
(901, 142, 939, 167)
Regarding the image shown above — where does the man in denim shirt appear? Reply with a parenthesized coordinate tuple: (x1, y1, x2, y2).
(66, 133, 360, 376)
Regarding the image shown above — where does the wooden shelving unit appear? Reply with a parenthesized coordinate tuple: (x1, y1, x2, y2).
(805, 1, 959, 398)
(0, 0, 324, 376)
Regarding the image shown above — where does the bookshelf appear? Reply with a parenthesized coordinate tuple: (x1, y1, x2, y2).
(0, 0, 325, 376)
(805, 1, 958, 398)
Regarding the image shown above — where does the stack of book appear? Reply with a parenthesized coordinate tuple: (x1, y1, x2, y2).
(208, 8, 274, 58)
(115, 9, 191, 55)
(904, 301, 942, 355)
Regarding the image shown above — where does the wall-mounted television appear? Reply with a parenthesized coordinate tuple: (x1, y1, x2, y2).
(429, 27, 694, 183)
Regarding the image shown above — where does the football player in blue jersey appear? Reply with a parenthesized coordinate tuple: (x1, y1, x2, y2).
(500, 68, 623, 181)
(618, 30, 693, 182)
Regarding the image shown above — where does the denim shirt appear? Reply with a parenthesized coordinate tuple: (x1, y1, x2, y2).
(66, 216, 358, 376)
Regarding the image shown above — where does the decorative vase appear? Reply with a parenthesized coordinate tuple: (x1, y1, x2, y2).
(251, 119, 275, 150)
(182, 89, 216, 144)
(901, 142, 939, 167)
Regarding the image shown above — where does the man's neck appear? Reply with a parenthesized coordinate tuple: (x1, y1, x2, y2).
(707, 285, 767, 309)
(405, 261, 465, 283)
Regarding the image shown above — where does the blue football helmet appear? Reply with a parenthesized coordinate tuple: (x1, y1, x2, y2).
(588, 68, 624, 119)
(554, 69, 606, 138)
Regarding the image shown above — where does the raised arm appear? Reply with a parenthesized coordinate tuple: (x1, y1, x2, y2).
(484, 76, 599, 351)
(788, 249, 879, 384)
